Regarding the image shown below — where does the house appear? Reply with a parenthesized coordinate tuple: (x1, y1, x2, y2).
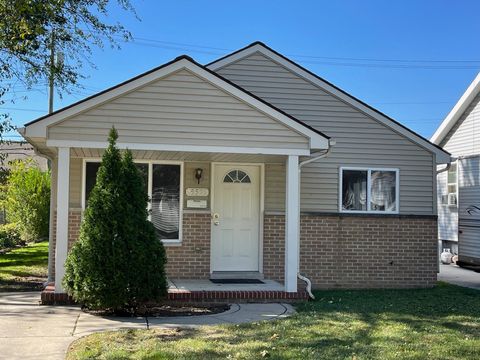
(431, 72, 480, 267)
(19, 42, 451, 303)
(0, 141, 48, 171)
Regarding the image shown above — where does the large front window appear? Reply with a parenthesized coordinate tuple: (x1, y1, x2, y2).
(84, 161, 182, 242)
(341, 167, 399, 213)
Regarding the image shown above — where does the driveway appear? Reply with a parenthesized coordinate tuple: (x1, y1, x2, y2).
(438, 264, 480, 290)
(0, 292, 294, 360)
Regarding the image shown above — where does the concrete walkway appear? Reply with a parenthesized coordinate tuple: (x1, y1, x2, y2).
(438, 264, 480, 290)
(0, 292, 294, 360)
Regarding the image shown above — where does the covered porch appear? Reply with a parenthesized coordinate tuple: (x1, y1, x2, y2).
(49, 147, 309, 296)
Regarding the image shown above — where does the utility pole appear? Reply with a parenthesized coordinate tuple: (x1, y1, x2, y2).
(48, 31, 55, 114)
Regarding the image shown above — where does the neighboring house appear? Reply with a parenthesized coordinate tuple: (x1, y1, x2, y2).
(19, 42, 451, 302)
(0, 141, 48, 171)
(431, 72, 480, 266)
(0, 142, 48, 224)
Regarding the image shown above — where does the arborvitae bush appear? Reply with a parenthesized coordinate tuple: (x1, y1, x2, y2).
(63, 128, 167, 310)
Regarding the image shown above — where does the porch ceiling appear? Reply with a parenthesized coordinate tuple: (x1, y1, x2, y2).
(71, 147, 286, 163)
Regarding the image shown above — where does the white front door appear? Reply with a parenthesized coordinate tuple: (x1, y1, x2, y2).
(211, 164, 261, 272)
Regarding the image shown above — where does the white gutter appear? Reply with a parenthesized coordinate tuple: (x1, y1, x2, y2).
(296, 139, 336, 299)
(17, 127, 56, 284)
(436, 157, 456, 174)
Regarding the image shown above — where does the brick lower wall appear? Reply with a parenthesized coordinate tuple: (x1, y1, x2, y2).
(52, 210, 437, 289)
(50, 209, 82, 280)
(51, 210, 211, 281)
(264, 214, 438, 289)
(164, 212, 211, 279)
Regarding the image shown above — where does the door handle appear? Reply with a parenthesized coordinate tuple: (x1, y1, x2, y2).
(212, 212, 220, 226)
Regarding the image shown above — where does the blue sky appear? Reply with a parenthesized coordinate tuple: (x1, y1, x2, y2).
(5, 0, 480, 141)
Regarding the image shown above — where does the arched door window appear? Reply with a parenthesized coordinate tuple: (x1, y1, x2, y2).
(223, 169, 251, 183)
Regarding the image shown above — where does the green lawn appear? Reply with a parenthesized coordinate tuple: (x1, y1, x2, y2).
(0, 241, 48, 291)
(67, 283, 480, 360)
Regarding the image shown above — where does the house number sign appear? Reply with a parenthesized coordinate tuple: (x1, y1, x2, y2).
(187, 199, 208, 209)
(186, 188, 209, 197)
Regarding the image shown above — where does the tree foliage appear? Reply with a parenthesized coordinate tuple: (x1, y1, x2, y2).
(4, 159, 50, 241)
(0, 0, 134, 91)
(63, 128, 167, 310)
(0, 0, 135, 154)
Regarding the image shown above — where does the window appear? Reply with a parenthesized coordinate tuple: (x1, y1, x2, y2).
(84, 161, 182, 242)
(340, 167, 399, 213)
(442, 162, 457, 206)
(223, 169, 251, 183)
(151, 165, 181, 240)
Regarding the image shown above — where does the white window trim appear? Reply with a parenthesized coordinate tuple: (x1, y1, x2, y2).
(338, 166, 400, 215)
(444, 160, 458, 207)
(82, 158, 184, 245)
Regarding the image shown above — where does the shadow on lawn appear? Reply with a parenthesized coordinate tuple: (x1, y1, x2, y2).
(213, 283, 480, 359)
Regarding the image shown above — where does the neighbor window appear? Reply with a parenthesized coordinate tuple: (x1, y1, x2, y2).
(341, 167, 399, 213)
(441, 162, 457, 206)
(84, 161, 182, 242)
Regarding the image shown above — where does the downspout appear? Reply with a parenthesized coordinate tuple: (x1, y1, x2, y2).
(296, 139, 336, 300)
(17, 127, 55, 285)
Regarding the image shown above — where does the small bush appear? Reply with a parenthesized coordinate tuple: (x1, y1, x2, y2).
(0, 222, 22, 249)
(4, 160, 50, 242)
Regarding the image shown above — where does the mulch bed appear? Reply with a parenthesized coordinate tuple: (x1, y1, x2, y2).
(84, 303, 230, 317)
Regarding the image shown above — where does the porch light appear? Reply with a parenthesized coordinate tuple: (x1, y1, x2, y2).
(195, 168, 203, 184)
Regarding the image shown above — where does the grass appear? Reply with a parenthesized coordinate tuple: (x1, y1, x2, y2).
(67, 283, 480, 360)
(0, 241, 48, 291)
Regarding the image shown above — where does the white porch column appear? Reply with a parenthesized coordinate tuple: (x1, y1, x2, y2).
(285, 155, 299, 292)
(55, 147, 70, 293)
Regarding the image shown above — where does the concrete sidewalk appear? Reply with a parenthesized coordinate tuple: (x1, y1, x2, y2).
(0, 292, 294, 360)
(438, 264, 480, 290)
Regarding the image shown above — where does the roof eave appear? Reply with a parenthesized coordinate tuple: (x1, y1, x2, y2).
(431, 72, 480, 145)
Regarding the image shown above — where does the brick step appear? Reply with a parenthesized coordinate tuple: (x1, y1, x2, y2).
(40, 284, 308, 305)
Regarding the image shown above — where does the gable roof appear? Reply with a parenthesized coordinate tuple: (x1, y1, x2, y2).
(207, 41, 451, 164)
(431, 72, 480, 145)
(23, 55, 330, 150)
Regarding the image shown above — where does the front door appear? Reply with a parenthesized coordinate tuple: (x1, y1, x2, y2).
(211, 164, 261, 272)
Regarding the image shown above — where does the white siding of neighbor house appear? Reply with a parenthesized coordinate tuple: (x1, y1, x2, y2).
(440, 93, 480, 156)
(48, 69, 309, 151)
(215, 52, 435, 214)
(437, 94, 480, 242)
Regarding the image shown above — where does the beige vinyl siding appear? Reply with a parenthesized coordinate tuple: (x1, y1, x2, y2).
(216, 52, 435, 214)
(68, 154, 285, 212)
(48, 69, 308, 151)
(184, 162, 210, 209)
(265, 163, 286, 211)
(441, 93, 480, 157)
(69, 157, 82, 208)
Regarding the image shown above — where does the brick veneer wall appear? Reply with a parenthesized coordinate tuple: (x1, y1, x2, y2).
(50, 209, 82, 280)
(50, 210, 211, 281)
(164, 212, 211, 279)
(263, 213, 438, 289)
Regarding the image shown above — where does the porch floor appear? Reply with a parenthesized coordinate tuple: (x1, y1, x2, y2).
(168, 279, 284, 292)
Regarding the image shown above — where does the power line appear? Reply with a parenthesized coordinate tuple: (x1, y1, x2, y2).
(114, 35, 480, 69)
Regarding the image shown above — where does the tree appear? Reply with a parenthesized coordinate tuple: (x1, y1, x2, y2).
(4, 159, 50, 241)
(63, 128, 167, 310)
(0, 0, 135, 154)
(121, 150, 168, 305)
